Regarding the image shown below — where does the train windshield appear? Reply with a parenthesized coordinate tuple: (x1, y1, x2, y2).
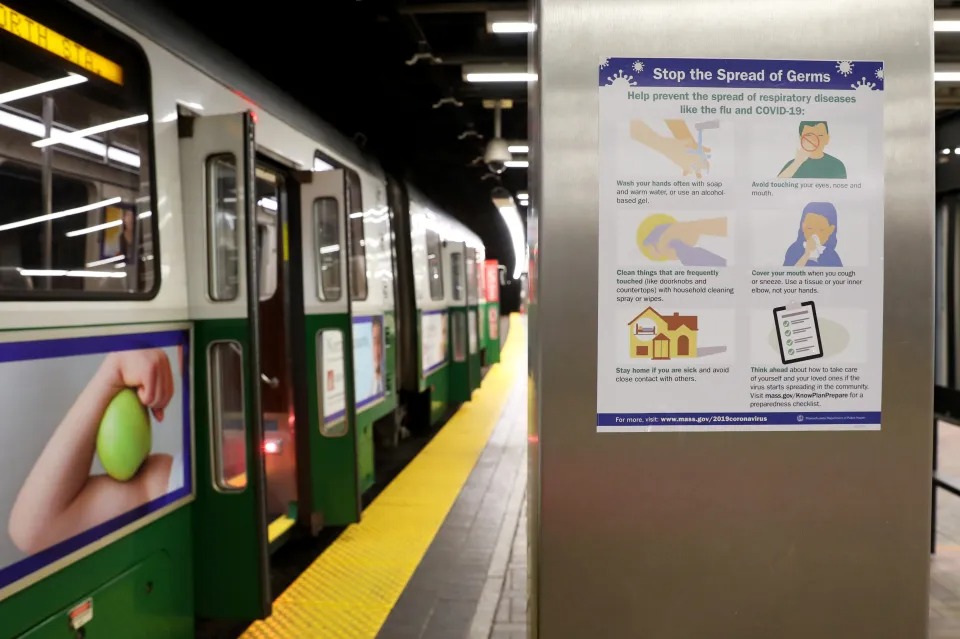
(0, 1, 155, 297)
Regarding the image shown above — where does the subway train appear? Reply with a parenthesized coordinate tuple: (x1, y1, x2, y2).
(0, 0, 505, 635)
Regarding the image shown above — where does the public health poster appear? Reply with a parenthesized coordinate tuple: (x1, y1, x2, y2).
(0, 331, 190, 597)
(597, 58, 884, 432)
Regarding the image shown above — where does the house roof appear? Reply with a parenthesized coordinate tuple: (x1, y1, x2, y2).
(627, 307, 698, 331)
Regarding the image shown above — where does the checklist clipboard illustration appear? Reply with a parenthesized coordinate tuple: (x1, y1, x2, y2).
(773, 301, 824, 365)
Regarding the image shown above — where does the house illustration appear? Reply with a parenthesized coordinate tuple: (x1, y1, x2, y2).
(627, 307, 698, 359)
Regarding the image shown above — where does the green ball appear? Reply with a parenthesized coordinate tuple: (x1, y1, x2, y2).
(96, 388, 152, 481)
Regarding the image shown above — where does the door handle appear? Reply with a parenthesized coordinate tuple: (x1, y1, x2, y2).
(261, 373, 279, 389)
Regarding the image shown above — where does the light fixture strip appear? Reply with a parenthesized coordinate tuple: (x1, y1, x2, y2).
(32, 113, 149, 148)
(0, 73, 87, 105)
(0, 196, 122, 233)
(66, 219, 122, 237)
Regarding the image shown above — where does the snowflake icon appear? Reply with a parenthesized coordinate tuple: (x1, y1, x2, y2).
(600, 57, 610, 69)
(875, 68, 884, 80)
(836, 61, 854, 76)
(851, 76, 876, 91)
(632, 60, 645, 73)
(605, 70, 638, 87)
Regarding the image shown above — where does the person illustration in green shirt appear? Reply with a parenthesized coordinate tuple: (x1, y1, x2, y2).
(777, 121, 847, 179)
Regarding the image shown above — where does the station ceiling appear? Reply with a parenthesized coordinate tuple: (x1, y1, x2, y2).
(146, 0, 531, 273)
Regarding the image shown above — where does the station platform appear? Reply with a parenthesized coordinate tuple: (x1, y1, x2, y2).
(239, 314, 528, 639)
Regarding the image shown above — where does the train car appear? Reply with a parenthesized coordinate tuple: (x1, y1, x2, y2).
(0, 0, 495, 635)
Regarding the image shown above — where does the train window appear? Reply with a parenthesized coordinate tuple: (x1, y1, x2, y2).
(345, 170, 367, 300)
(209, 341, 247, 491)
(452, 311, 466, 362)
(255, 167, 280, 301)
(0, 1, 157, 298)
(466, 249, 477, 301)
(426, 229, 443, 300)
(313, 197, 341, 301)
(451, 251, 464, 301)
(207, 155, 240, 301)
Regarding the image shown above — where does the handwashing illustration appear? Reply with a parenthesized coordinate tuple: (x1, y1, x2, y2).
(783, 202, 843, 268)
(689, 119, 719, 163)
(636, 214, 728, 266)
(629, 118, 720, 178)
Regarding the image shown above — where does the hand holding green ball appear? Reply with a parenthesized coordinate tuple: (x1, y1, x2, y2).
(97, 388, 152, 481)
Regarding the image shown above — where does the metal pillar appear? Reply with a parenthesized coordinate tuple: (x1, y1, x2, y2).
(528, 1, 934, 637)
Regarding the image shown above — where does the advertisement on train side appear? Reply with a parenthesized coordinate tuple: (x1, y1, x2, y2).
(353, 316, 386, 410)
(421, 310, 449, 376)
(321, 330, 346, 428)
(0, 330, 190, 598)
(597, 58, 884, 432)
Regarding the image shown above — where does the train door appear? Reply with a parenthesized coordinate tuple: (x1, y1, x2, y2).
(297, 165, 362, 530)
(446, 240, 471, 402)
(465, 247, 482, 391)
(251, 162, 300, 547)
(178, 110, 272, 619)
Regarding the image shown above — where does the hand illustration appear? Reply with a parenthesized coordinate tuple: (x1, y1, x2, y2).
(101, 350, 174, 421)
(661, 137, 710, 177)
(629, 120, 711, 178)
(655, 221, 702, 253)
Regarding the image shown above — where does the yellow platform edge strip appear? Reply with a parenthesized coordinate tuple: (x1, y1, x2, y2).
(240, 314, 527, 639)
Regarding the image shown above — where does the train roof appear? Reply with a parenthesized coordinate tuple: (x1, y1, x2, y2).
(84, 0, 385, 180)
(407, 184, 484, 249)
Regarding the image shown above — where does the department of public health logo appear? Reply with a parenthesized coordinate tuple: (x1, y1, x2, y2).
(797, 415, 804, 422)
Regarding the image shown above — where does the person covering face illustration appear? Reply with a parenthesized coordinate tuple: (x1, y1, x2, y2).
(778, 121, 847, 179)
(783, 202, 842, 268)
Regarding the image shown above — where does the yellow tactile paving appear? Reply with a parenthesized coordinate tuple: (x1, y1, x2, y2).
(240, 314, 526, 639)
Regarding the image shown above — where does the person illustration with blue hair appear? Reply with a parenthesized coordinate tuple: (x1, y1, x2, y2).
(783, 202, 843, 268)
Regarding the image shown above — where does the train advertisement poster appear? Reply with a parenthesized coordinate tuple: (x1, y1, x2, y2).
(484, 261, 500, 302)
(597, 58, 884, 432)
(320, 330, 346, 426)
(421, 310, 449, 376)
(0, 330, 190, 598)
(353, 316, 386, 410)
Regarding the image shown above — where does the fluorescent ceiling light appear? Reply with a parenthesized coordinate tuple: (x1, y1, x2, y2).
(508, 144, 529, 154)
(497, 205, 526, 280)
(517, 191, 529, 199)
(258, 197, 278, 211)
(937, 72, 960, 82)
(0, 73, 87, 105)
(0, 196, 121, 233)
(465, 72, 537, 83)
(936, 21, 960, 31)
(463, 64, 536, 83)
(491, 21, 536, 33)
(505, 160, 529, 168)
(487, 10, 535, 34)
(66, 219, 122, 237)
(138, 210, 152, 219)
(319, 245, 340, 254)
(0, 109, 141, 168)
(33, 113, 149, 148)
